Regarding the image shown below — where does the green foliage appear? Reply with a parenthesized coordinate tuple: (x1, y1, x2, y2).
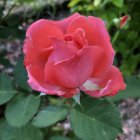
(33, 106, 68, 127)
(70, 97, 122, 140)
(14, 56, 31, 91)
(68, 0, 81, 8)
(16, 0, 34, 4)
(112, 0, 124, 7)
(0, 121, 43, 140)
(68, 0, 140, 76)
(49, 136, 72, 140)
(5, 94, 40, 127)
(0, 74, 16, 105)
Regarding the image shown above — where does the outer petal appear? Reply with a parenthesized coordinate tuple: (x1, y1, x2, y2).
(24, 19, 63, 51)
(81, 66, 126, 97)
(27, 65, 79, 98)
(23, 19, 63, 67)
(27, 65, 62, 94)
(67, 16, 115, 77)
(53, 13, 81, 33)
(44, 46, 104, 88)
(24, 46, 53, 68)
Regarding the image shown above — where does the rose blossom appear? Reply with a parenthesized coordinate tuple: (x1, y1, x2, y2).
(23, 13, 126, 98)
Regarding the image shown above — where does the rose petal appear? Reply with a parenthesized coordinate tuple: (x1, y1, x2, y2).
(27, 65, 79, 98)
(58, 87, 79, 98)
(25, 19, 63, 51)
(24, 46, 53, 67)
(47, 39, 78, 63)
(53, 13, 81, 33)
(67, 16, 115, 77)
(81, 66, 126, 97)
(27, 65, 61, 95)
(44, 46, 104, 88)
(24, 19, 63, 67)
(64, 28, 87, 48)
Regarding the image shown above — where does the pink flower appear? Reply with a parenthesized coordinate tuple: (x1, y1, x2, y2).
(23, 13, 126, 98)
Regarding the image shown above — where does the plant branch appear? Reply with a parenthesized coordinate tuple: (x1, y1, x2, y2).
(112, 30, 120, 46)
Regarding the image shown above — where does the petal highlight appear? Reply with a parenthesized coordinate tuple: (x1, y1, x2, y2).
(81, 66, 126, 97)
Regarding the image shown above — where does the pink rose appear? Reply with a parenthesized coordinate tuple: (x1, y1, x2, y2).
(23, 13, 126, 98)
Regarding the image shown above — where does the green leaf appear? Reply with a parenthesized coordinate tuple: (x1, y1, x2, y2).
(0, 121, 43, 140)
(33, 106, 68, 127)
(70, 97, 122, 140)
(112, 0, 123, 7)
(5, 94, 40, 127)
(0, 119, 5, 137)
(68, 0, 81, 7)
(93, 0, 101, 7)
(49, 136, 80, 140)
(109, 76, 140, 101)
(49, 136, 72, 140)
(14, 56, 31, 91)
(0, 73, 16, 105)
